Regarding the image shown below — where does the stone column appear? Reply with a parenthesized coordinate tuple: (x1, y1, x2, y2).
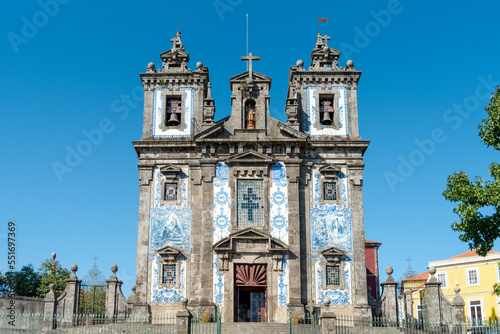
(380, 266, 399, 322)
(286, 161, 304, 310)
(60, 264, 81, 326)
(350, 169, 370, 316)
(134, 166, 153, 314)
(424, 266, 442, 328)
(105, 264, 122, 319)
(43, 284, 56, 330)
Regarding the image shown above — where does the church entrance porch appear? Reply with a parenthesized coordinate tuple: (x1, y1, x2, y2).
(234, 264, 267, 322)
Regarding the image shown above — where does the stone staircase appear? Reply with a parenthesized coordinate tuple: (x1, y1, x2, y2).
(221, 322, 291, 334)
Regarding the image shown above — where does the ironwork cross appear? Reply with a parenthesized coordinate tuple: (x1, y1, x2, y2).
(242, 188, 259, 221)
(93, 256, 99, 266)
(241, 53, 260, 79)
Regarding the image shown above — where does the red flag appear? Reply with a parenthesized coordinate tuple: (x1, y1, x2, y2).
(318, 18, 328, 23)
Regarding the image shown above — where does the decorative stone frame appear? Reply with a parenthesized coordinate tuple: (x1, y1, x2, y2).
(314, 89, 341, 130)
(319, 165, 342, 206)
(226, 150, 274, 232)
(160, 90, 187, 132)
(321, 247, 345, 290)
(157, 246, 181, 289)
(160, 165, 182, 205)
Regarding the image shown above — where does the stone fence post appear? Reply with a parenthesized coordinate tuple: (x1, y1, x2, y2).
(451, 284, 466, 333)
(61, 264, 81, 319)
(320, 298, 337, 334)
(106, 264, 128, 320)
(176, 298, 191, 334)
(424, 266, 442, 331)
(380, 266, 399, 322)
(43, 284, 56, 329)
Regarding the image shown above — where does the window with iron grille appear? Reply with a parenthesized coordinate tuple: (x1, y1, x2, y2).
(237, 179, 264, 227)
(326, 265, 341, 286)
(162, 264, 176, 285)
(164, 183, 178, 201)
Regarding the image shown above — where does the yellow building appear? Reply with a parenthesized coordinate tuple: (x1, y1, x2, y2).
(401, 271, 429, 319)
(429, 250, 500, 322)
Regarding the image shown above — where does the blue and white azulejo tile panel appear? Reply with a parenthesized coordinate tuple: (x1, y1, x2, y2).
(309, 166, 353, 306)
(270, 162, 290, 307)
(152, 87, 194, 138)
(306, 86, 349, 137)
(270, 162, 288, 243)
(148, 166, 191, 305)
(213, 162, 230, 306)
(277, 254, 289, 307)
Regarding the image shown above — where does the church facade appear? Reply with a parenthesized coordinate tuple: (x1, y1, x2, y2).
(132, 31, 370, 322)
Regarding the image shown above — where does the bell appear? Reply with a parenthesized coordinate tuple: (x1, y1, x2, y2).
(321, 112, 332, 125)
(168, 113, 180, 125)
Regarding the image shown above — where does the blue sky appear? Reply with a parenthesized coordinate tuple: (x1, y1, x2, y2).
(1, 0, 499, 296)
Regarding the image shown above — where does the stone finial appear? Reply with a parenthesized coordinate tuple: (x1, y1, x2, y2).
(181, 297, 188, 308)
(207, 82, 212, 99)
(49, 283, 55, 291)
(454, 283, 460, 295)
(70, 264, 78, 278)
(346, 60, 354, 70)
(147, 62, 156, 73)
(385, 266, 395, 283)
(296, 59, 304, 69)
(196, 62, 203, 71)
(111, 264, 118, 276)
(324, 298, 331, 307)
(51, 252, 56, 261)
(427, 265, 438, 283)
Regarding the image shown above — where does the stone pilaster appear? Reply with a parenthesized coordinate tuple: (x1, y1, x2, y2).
(350, 168, 370, 316)
(320, 309, 336, 334)
(134, 166, 153, 311)
(142, 89, 154, 138)
(286, 161, 303, 307)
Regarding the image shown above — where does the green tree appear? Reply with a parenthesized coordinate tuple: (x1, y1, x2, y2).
(443, 86, 500, 256)
(0, 264, 41, 297)
(37, 259, 70, 298)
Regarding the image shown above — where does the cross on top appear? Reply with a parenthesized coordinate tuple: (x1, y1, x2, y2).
(241, 53, 260, 79)
(93, 256, 99, 266)
(242, 188, 259, 221)
(322, 35, 331, 47)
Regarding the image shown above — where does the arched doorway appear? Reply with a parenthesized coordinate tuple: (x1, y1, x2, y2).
(234, 264, 267, 322)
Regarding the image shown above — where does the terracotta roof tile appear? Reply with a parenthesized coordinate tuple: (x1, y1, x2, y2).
(365, 238, 381, 245)
(448, 249, 500, 259)
(401, 271, 429, 282)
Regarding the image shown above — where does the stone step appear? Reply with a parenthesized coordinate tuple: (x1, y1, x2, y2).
(221, 322, 293, 334)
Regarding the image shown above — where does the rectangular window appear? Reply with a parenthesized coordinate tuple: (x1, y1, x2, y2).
(162, 264, 176, 285)
(470, 300, 483, 323)
(326, 265, 340, 286)
(237, 179, 264, 227)
(164, 183, 178, 201)
(323, 182, 337, 201)
(437, 272, 448, 289)
(467, 269, 479, 286)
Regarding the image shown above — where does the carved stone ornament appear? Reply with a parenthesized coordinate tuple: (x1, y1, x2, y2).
(160, 165, 182, 182)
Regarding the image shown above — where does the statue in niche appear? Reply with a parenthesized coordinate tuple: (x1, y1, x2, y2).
(245, 100, 256, 129)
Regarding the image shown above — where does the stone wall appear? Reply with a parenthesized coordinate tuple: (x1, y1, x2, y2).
(0, 294, 44, 330)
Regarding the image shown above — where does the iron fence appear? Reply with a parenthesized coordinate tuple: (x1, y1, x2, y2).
(289, 310, 320, 334)
(192, 310, 221, 334)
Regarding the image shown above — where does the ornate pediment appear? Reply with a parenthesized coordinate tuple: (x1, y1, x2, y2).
(319, 164, 342, 178)
(194, 117, 229, 140)
(213, 228, 288, 272)
(229, 71, 272, 83)
(226, 150, 274, 165)
(321, 246, 345, 264)
(160, 165, 182, 181)
(157, 246, 181, 261)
